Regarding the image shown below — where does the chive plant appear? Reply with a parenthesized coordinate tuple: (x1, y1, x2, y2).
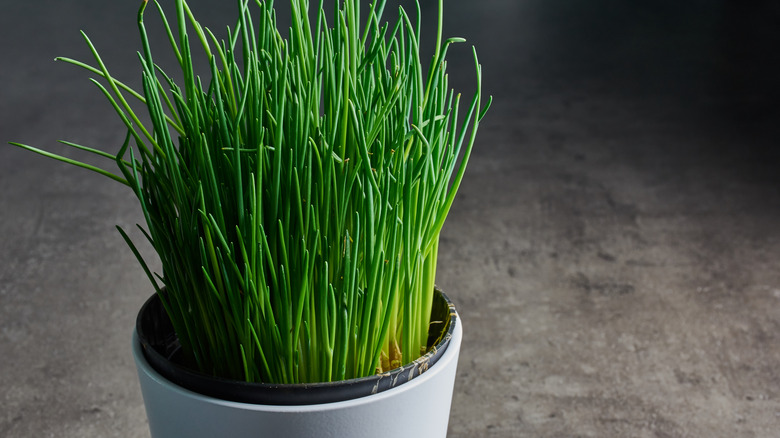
(11, 0, 490, 383)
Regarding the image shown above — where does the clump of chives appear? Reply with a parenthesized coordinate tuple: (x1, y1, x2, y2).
(10, 0, 490, 383)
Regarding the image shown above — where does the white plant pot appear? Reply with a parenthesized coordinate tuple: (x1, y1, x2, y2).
(132, 301, 462, 438)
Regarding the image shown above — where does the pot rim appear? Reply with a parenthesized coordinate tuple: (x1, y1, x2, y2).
(132, 311, 462, 413)
(136, 287, 458, 405)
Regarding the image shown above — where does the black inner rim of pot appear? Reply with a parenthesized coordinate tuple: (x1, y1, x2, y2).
(137, 288, 457, 405)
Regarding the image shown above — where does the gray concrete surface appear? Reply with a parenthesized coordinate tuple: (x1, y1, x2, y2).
(2, 1, 780, 437)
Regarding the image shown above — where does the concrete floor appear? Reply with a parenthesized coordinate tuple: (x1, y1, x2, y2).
(2, 1, 780, 437)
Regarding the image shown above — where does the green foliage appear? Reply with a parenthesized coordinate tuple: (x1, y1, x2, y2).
(10, 0, 490, 383)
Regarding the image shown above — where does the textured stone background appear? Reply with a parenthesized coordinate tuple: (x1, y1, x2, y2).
(2, 1, 779, 437)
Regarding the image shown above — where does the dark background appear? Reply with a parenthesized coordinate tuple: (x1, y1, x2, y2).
(2, 1, 780, 436)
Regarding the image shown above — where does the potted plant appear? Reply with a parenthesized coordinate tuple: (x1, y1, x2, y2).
(11, 0, 490, 436)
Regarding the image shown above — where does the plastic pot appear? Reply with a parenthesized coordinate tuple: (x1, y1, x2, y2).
(132, 289, 462, 438)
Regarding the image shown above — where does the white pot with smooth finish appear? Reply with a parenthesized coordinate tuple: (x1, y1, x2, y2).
(132, 303, 462, 438)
